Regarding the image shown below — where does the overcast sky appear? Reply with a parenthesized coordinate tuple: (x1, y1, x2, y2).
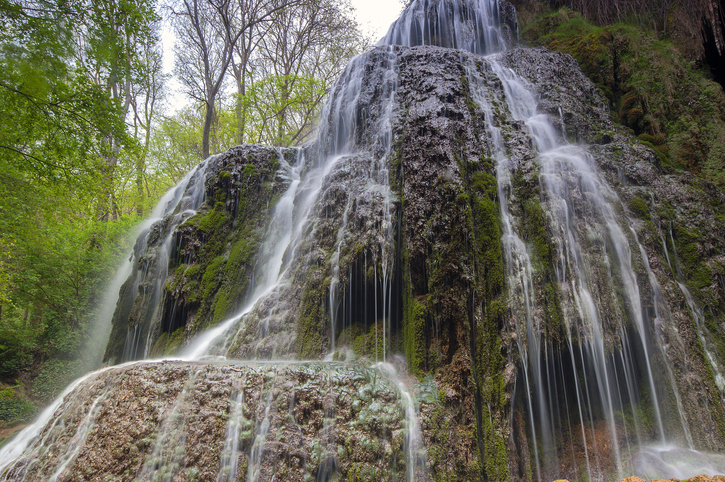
(352, 0, 402, 42)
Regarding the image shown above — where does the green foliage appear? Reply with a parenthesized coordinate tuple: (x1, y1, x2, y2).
(149, 104, 236, 173)
(31, 359, 84, 402)
(237, 74, 328, 146)
(0, 0, 163, 395)
(0, 305, 38, 377)
(522, 8, 725, 188)
(0, 386, 36, 424)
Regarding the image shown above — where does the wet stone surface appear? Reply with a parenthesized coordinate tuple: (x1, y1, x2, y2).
(1, 361, 412, 482)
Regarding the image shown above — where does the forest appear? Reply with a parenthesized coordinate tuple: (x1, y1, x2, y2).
(2, 0, 725, 450)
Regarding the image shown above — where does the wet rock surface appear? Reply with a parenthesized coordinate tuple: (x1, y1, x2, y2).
(0, 361, 411, 481)
(103, 146, 295, 363)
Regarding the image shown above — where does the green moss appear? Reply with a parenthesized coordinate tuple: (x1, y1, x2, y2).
(202, 256, 226, 299)
(425, 391, 453, 482)
(228, 238, 255, 268)
(212, 292, 229, 323)
(165, 327, 185, 355)
(197, 208, 228, 236)
(243, 163, 258, 178)
(470, 170, 504, 298)
(522, 7, 725, 189)
(403, 281, 428, 377)
(149, 332, 168, 358)
(673, 226, 711, 290)
(627, 196, 651, 221)
(184, 264, 201, 279)
(457, 146, 510, 480)
(511, 168, 563, 339)
(345, 323, 388, 361)
(296, 275, 327, 358)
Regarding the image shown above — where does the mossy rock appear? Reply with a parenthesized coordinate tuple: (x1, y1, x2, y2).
(627, 196, 651, 220)
(522, 7, 725, 190)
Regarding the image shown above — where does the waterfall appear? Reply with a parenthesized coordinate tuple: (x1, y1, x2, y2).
(455, 37, 724, 477)
(380, 0, 513, 54)
(3, 0, 725, 480)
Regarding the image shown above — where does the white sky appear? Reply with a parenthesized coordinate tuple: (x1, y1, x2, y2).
(352, 0, 402, 42)
(161, 0, 403, 112)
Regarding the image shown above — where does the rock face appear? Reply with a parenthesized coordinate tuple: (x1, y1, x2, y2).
(0, 361, 419, 481)
(4, 0, 725, 480)
(103, 146, 296, 362)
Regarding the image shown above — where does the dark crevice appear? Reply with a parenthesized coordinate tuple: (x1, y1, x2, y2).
(702, 0, 725, 90)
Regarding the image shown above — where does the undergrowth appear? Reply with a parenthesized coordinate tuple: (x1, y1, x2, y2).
(522, 8, 725, 190)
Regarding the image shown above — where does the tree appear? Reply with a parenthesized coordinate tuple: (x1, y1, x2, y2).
(170, 0, 298, 158)
(130, 28, 167, 215)
(77, 0, 161, 220)
(0, 0, 161, 400)
(246, 0, 366, 145)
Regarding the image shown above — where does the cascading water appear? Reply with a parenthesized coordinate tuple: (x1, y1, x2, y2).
(463, 54, 692, 479)
(3, 0, 725, 480)
(467, 48, 724, 478)
(104, 158, 214, 363)
(381, 0, 515, 54)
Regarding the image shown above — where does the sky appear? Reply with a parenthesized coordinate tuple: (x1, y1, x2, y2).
(161, 0, 403, 112)
(352, 0, 402, 42)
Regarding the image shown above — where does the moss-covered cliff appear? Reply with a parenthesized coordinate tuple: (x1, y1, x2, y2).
(103, 146, 295, 362)
(516, 6, 725, 191)
(34, 1, 725, 480)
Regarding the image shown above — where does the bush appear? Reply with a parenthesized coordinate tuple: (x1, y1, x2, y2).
(31, 359, 84, 403)
(0, 387, 36, 424)
(0, 308, 39, 377)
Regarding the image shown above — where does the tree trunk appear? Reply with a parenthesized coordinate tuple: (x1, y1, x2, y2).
(202, 101, 216, 159)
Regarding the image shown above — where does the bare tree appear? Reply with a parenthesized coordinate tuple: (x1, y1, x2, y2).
(130, 31, 166, 215)
(170, 0, 299, 158)
(242, 0, 367, 145)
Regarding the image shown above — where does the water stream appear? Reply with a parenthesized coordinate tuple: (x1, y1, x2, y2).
(2, 0, 725, 480)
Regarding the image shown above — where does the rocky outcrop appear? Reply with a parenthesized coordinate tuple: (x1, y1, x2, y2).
(9, 0, 725, 480)
(99, 43, 725, 481)
(103, 146, 295, 363)
(1, 361, 417, 481)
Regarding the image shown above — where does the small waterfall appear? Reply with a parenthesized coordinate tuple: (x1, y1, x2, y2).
(490, 58, 658, 479)
(376, 360, 427, 481)
(247, 380, 276, 482)
(380, 0, 513, 54)
(135, 370, 199, 481)
(217, 389, 246, 481)
(0, 361, 140, 476)
(109, 158, 213, 363)
(465, 58, 548, 478)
